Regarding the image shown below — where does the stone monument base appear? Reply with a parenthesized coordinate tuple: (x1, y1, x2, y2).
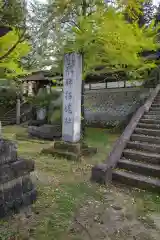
(41, 141, 97, 161)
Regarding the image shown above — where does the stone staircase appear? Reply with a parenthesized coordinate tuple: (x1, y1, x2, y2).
(0, 102, 32, 126)
(92, 85, 160, 192)
(0, 108, 16, 126)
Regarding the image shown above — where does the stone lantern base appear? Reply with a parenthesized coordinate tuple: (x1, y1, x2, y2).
(0, 139, 36, 218)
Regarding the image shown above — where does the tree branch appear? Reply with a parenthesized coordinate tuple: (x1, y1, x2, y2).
(0, 31, 25, 61)
(70, 20, 80, 29)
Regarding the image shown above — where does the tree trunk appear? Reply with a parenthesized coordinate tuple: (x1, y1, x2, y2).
(0, 121, 2, 137)
(81, 79, 85, 139)
(16, 98, 21, 125)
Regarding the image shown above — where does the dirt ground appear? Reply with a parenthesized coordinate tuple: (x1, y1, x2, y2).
(1, 126, 160, 240)
(69, 185, 160, 240)
(7, 182, 160, 240)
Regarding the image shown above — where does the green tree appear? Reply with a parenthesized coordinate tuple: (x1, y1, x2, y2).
(143, 0, 155, 25)
(155, 3, 160, 27)
(124, 0, 155, 27)
(24, 0, 114, 72)
(33, 0, 110, 73)
(0, 0, 26, 28)
(0, 28, 30, 78)
(44, 0, 159, 137)
(46, 0, 158, 78)
(0, 0, 30, 78)
(23, 0, 59, 71)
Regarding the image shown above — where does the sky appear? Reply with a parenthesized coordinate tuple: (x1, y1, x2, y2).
(154, 0, 160, 5)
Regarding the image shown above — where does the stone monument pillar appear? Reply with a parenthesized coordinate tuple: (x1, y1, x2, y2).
(62, 53, 82, 143)
(41, 52, 97, 160)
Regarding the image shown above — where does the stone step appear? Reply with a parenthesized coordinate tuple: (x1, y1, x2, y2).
(118, 159, 160, 178)
(153, 101, 160, 105)
(153, 98, 160, 100)
(0, 114, 15, 118)
(1, 115, 16, 120)
(1, 120, 14, 123)
(134, 127, 160, 137)
(112, 169, 160, 192)
(154, 97, 160, 100)
(150, 107, 160, 111)
(127, 141, 160, 153)
(2, 113, 16, 117)
(148, 110, 160, 115)
(123, 149, 160, 164)
(143, 114, 160, 120)
(154, 96, 160, 99)
(137, 122, 160, 129)
(1, 119, 16, 125)
(131, 134, 160, 144)
(153, 98, 160, 101)
(1, 123, 12, 126)
(0, 115, 16, 119)
(1, 120, 13, 124)
(140, 118, 160, 124)
(151, 104, 160, 107)
(0, 118, 15, 122)
(1, 113, 15, 116)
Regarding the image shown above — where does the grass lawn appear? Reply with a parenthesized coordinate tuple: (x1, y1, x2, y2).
(0, 126, 160, 240)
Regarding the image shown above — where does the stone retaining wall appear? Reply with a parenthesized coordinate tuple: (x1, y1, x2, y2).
(0, 139, 36, 218)
(84, 87, 151, 127)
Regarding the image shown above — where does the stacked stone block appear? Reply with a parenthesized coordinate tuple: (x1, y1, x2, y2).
(0, 139, 36, 218)
(84, 88, 150, 127)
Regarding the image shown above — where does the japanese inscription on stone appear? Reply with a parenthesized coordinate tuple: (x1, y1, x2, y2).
(62, 53, 82, 142)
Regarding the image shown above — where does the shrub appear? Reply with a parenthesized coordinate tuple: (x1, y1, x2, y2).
(0, 87, 17, 109)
